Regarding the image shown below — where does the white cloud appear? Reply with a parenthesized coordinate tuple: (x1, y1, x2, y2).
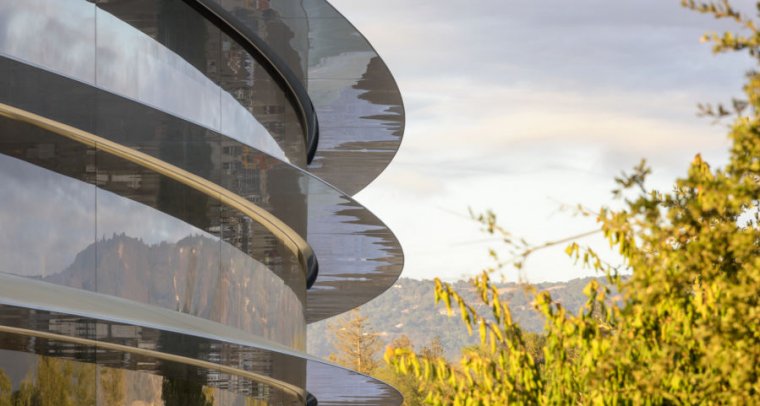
(342, 0, 752, 281)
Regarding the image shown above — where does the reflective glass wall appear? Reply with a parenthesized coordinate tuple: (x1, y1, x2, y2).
(0, 304, 310, 401)
(0, 116, 305, 349)
(212, 0, 405, 194)
(0, 0, 409, 404)
(0, 0, 310, 166)
(0, 344, 300, 405)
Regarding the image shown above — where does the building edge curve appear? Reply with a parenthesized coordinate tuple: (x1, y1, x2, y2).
(308, 0, 407, 196)
(203, 0, 406, 196)
(186, 0, 320, 165)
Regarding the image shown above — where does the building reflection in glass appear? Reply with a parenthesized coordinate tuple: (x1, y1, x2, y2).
(0, 0, 300, 163)
(0, 348, 287, 405)
(0, 127, 304, 348)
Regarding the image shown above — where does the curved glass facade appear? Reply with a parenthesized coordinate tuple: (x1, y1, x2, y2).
(0, 0, 405, 403)
(209, 0, 405, 195)
(0, 119, 305, 348)
(0, 347, 301, 405)
(0, 0, 309, 164)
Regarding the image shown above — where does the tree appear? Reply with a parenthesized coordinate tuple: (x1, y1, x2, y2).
(161, 376, 214, 406)
(419, 336, 444, 361)
(387, 1, 760, 404)
(391, 335, 414, 351)
(99, 367, 125, 406)
(328, 309, 383, 375)
(374, 335, 427, 406)
(0, 370, 10, 406)
(70, 361, 95, 406)
(35, 356, 75, 406)
(12, 380, 35, 406)
(6, 356, 97, 406)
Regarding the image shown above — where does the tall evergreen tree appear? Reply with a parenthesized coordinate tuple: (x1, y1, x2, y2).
(328, 309, 383, 375)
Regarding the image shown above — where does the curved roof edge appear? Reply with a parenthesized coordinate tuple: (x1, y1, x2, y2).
(306, 0, 406, 196)
(306, 198, 405, 323)
(201, 0, 405, 196)
(307, 361, 404, 405)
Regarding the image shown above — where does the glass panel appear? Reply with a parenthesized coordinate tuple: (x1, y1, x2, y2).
(0, 55, 98, 134)
(0, 350, 97, 405)
(0, 118, 96, 288)
(0, 0, 296, 163)
(0, 0, 310, 164)
(217, 0, 310, 87)
(0, 300, 309, 395)
(221, 237, 305, 348)
(309, 79, 404, 132)
(0, 345, 299, 405)
(0, 155, 95, 282)
(307, 360, 404, 405)
(298, 14, 372, 79)
(295, 0, 407, 195)
(218, 32, 304, 166)
(96, 0, 298, 164)
(92, 148, 306, 341)
(0, 104, 307, 342)
(94, 3, 224, 132)
(94, 186, 222, 318)
(94, 148, 223, 321)
(304, 179, 403, 323)
(0, 0, 96, 83)
(94, 89, 225, 186)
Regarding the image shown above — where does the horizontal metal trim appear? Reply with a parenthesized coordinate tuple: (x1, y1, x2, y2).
(0, 324, 306, 403)
(0, 102, 317, 283)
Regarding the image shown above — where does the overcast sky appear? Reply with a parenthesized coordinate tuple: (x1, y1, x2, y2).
(336, 0, 755, 282)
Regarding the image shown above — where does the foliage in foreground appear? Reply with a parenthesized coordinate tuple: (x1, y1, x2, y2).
(387, 2, 760, 404)
(326, 310, 451, 405)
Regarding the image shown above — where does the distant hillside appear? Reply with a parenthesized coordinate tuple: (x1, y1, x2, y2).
(40, 233, 303, 346)
(308, 277, 614, 360)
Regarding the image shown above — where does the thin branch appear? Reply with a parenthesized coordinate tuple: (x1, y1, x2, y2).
(522, 229, 602, 256)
